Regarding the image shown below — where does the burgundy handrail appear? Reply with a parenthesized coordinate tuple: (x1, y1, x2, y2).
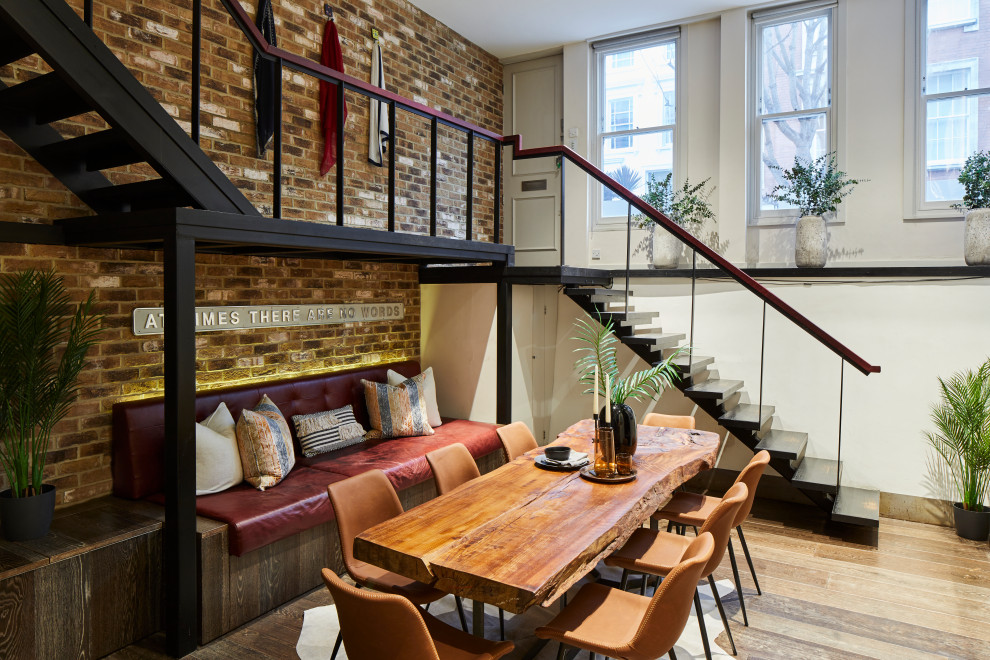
(502, 135, 881, 376)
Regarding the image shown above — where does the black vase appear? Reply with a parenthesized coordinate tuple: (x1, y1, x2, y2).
(0, 484, 56, 541)
(953, 502, 990, 542)
(600, 402, 637, 456)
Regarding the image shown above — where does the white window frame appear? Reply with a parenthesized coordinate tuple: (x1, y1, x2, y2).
(904, 0, 990, 218)
(749, 1, 837, 226)
(592, 28, 682, 230)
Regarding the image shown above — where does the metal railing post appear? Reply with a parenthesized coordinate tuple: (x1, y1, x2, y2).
(192, 0, 201, 145)
(758, 301, 766, 420)
(430, 117, 437, 236)
(272, 59, 282, 218)
(494, 142, 501, 244)
(624, 202, 631, 309)
(387, 100, 395, 232)
(689, 249, 696, 367)
(837, 359, 845, 494)
(559, 157, 565, 267)
(84, 0, 93, 26)
(466, 132, 474, 241)
(335, 81, 345, 225)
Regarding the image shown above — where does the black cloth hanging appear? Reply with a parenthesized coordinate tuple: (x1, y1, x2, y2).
(254, 0, 277, 157)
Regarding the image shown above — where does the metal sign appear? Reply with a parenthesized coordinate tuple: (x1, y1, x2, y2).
(132, 303, 404, 335)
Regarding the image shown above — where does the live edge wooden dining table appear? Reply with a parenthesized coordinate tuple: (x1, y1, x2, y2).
(354, 418, 720, 637)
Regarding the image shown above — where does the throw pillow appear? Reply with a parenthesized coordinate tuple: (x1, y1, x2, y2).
(196, 402, 243, 495)
(236, 394, 296, 490)
(362, 374, 434, 439)
(292, 405, 366, 457)
(387, 366, 442, 427)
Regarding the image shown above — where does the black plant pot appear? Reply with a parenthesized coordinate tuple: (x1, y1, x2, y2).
(600, 402, 638, 456)
(953, 502, 990, 542)
(0, 484, 56, 541)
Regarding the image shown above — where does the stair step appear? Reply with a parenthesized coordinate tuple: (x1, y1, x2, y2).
(623, 332, 686, 350)
(671, 354, 714, 377)
(0, 23, 33, 66)
(684, 379, 743, 400)
(832, 486, 880, 527)
(719, 403, 774, 431)
(565, 288, 632, 298)
(37, 129, 143, 172)
(792, 457, 841, 494)
(755, 430, 808, 462)
(84, 178, 195, 212)
(615, 312, 659, 327)
(0, 73, 92, 124)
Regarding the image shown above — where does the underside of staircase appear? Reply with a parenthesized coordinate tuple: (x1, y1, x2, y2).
(564, 285, 880, 528)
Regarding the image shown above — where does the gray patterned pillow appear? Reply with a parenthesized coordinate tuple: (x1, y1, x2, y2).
(292, 405, 366, 457)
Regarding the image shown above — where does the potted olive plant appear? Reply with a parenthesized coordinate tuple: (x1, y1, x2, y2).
(636, 173, 715, 268)
(574, 312, 683, 457)
(955, 150, 990, 266)
(926, 360, 990, 541)
(0, 270, 102, 541)
(768, 153, 864, 268)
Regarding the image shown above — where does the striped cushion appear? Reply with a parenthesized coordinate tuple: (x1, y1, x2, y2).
(236, 394, 296, 490)
(292, 405, 366, 457)
(362, 374, 434, 439)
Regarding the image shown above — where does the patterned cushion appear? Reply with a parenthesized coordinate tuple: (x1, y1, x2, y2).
(362, 374, 434, 439)
(387, 366, 442, 427)
(292, 405, 366, 458)
(236, 394, 296, 490)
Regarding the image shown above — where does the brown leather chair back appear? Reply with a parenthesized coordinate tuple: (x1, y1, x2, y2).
(697, 482, 747, 576)
(495, 421, 538, 461)
(322, 568, 440, 660)
(732, 450, 771, 525)
(426, 443, 481, 495)
(326, 470, 403, 578)
(628, 532, 714, 660)
(642, 413, 696, 430)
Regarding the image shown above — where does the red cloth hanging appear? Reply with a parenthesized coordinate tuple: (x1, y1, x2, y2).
(319, 20, 348, 176)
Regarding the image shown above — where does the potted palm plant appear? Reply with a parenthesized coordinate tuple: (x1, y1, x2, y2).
(768, 152, 864, 268)
(926, 360, 990, 541)
(955, 150, 990, 266)
(0, 270, 102, 541)
(573, 312, 683, 457)
(636, 173, 715, 268)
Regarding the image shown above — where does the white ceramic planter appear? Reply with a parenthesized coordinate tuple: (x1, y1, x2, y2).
(795, 215, 827, 268)
(964, 208, 990, 266)
(652, 227, 683, 269)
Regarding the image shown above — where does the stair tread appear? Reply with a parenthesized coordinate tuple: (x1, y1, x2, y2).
(85, 178, 194, 212)
(0, 22, 33, 66)
(0, 73, 91, 124)
(755, 429, 808, 461)
(565, 288, 632, 298)
(684, 379, 743, 399)
(832, 486, 880, 527)
(719, 403, 774, 430)
(625, 332, 686, 342)
(616, 312, 659, 326)
(37, 129, 142, 172)
(792, 456, 841, 494)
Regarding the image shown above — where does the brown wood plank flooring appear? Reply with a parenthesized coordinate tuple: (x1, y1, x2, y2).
(111, 500, 990, 659)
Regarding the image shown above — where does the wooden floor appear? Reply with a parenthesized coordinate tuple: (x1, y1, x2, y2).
(110, 500, 990, 659)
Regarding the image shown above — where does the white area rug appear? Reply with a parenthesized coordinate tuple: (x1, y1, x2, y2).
(297, 565, 738, 659)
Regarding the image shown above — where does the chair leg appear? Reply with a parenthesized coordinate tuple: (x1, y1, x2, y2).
(454, 595, 468, 633)
(499, 607, 505, 641)
(727, 538, 749, 626)
(424, 602, 430, 612)
(330, 631, 343, 660)
(669, 648, 678, 660)
(693, 588, 713, 660)
(708, 575, 737, 655)
(667, 520, 674, 532)
(736, 526, 761, 595)
(640, 573, 648, 595)
(620, 568, 630, 591)
(651, 517, 659, 531)
(556, 642, 565, 660)
(691, 525, 699, 536)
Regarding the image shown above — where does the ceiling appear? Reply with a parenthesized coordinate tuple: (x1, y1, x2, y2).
(407, 0, 763, 60)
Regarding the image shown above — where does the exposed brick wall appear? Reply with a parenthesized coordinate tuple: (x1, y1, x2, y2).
(0, 243, 420, 505)
(0, 0, 503, 239)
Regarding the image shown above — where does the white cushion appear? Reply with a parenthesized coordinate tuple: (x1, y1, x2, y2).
(196, 402, 243, 495)
(387, 366, 441, 427)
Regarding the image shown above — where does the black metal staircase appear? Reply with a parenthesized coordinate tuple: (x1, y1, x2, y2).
(564, 286, 881, 527)
(0, 0, 259, 216)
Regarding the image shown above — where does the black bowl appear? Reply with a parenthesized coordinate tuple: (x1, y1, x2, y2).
(545, 446, 571, 461)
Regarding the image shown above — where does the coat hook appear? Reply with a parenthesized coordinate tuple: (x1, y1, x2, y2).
(371, 27, 380, 41)
(324, 3, 334, 21)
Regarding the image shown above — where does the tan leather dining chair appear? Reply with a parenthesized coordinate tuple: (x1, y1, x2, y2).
(656, 450, 771, 627)
(605, 482, 748, 660)
(327, 469, 461, 658)
(425, 443, 506, 640)
(322, 568, 514, 660)
(535, 532, 714, 660)
(642, 412, 697, 430)
(495, 421, 538, 461)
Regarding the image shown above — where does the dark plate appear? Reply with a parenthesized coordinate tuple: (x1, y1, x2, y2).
(534, 455, 588, 472)
(578, 466, 637, 484)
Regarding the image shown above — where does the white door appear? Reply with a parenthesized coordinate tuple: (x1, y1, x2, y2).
(503, 55, 563, 267)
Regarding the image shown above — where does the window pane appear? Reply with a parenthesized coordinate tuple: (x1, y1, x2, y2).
(602, 42, 676, 130)
(760, 15, 830, 114)
(925, 93, 990, 201)
(926, 0, 989, 90)
(758, 113, 828, 210)
(602, 130, 673, 217)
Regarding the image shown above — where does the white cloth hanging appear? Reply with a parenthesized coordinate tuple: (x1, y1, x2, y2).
(368, 40, 389, 166)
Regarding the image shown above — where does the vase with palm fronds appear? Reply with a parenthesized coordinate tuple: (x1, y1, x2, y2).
(573, 311, 683, 456)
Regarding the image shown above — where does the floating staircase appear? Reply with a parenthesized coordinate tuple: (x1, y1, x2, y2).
(565, 285, 880, 527)
(0, 0, 259, 216)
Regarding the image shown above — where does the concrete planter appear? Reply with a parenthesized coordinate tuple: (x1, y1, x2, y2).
(964, 208, 990, 266)
(652, 227, 683, 269)
(795, 215, 827, 268)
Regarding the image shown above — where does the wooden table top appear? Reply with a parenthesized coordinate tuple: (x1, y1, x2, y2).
(354, 419, 719, 613)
